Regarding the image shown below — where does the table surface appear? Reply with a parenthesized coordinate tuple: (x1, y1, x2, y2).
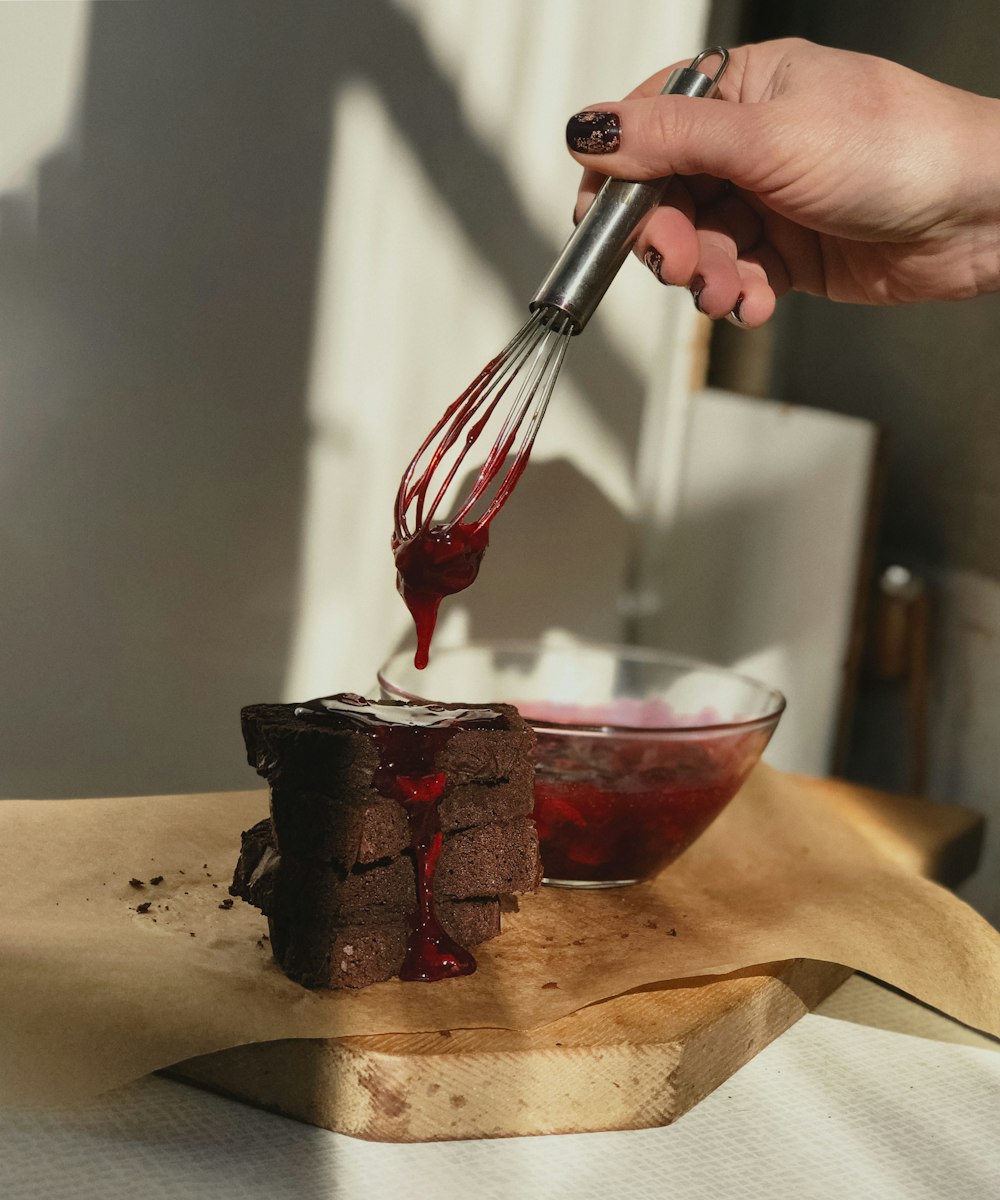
(3, 976, 998, 1200)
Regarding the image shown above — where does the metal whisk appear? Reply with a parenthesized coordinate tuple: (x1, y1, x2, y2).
(394, 306, 574, 540)
(393, 47, 729, 646)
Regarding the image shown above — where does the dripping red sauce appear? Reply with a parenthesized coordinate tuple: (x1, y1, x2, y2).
(392, 524, 489, 671)
(295, 694, 506, 981)
(393, 344, 538, 671)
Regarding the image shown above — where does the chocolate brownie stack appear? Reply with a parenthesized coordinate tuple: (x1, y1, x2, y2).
(231, 695, 541, 989)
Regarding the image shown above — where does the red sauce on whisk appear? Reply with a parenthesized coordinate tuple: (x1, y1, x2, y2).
(393, 312, 564, 669)
(393, 524, 490, 671)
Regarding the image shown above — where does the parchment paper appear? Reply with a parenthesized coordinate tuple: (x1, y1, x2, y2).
(2, 764, 998, 1105)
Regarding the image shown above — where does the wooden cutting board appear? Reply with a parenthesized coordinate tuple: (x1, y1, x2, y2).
(167, 777, 983, 1141)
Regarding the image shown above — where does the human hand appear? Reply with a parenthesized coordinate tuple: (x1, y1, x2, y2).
(567, 39, 1000, 325)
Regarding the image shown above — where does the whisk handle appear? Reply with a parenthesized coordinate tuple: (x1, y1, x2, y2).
(530, 47, 729, 333)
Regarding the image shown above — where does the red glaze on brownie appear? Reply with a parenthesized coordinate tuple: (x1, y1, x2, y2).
(294, 694, 506, 981)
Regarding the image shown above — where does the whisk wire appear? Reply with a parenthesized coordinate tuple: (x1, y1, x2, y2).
(418, 313, 546, 529)
(397, 360, 499, 534)
(395, 308, 573, 539)
(395, 47, 729, 548)
(455, 311, 572, 528)
(396, 311, 546, 537)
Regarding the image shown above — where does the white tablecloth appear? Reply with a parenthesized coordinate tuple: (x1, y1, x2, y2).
(3, 977, 999, 1200)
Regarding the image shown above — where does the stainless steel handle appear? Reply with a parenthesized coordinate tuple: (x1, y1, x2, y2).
(530, 47, 729, 332)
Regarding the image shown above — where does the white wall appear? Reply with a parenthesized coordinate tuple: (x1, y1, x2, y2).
(284, 0, 712, 698)
(636, 388, 878, 777)
(0, 0, 713, 797)
(0, 1, 89, 200)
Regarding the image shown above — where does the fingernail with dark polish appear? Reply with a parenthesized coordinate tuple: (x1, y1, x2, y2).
(727, 295, 748, 327)
(566, 111, 622, 154)
(689, 275, 707, 314)
(644, 247, 665, 284)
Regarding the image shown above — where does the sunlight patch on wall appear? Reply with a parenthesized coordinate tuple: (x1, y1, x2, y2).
(389, 0, 710, 378)
(0, 0, 90, 200)
(284, 79, 636, 699)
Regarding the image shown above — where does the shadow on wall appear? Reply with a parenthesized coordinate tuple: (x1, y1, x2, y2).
(462, 460, 634, 645)
(0, 1, 327, 797)
(0, 0, 644, 798)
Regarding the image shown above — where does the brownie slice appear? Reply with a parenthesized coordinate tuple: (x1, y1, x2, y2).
(233, 817, 540, 920)
(268, 918, 408, 990)
(267, 897, 501, 990)
(268, 788, 409, 867)
(438, 896, 501, 945)
(270, 776, 536, 865)
(438, 767, 536, 833)
(232, 819, 413, 922)
(242, 700, 533, 793)
(437, 819, 543, 896)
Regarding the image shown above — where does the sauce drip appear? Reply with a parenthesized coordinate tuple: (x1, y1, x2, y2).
(294, 694, 505, 980)
(395, 772, 475, 981)
(392, 344, 539, 671)
(392, 524, 489, 671)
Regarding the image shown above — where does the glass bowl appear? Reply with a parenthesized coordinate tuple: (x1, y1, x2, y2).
(378, 639, 785, 888)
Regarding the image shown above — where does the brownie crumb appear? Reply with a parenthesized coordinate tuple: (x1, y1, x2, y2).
(541, 981, 559, 990)
(128, 878, 145, 889)
(219, 898, 234, 910)
(189, 931, 196, 937)
(150, 876, 164, 886)
(668, 928, 677, 937)
(212, 883, 219, 888)
(438, 1030, 453, 1038)
(178, 869, 185, 875)
(136, 901, 152, 914)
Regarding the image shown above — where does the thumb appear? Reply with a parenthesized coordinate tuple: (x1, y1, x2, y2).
(565, 95, 773, 190)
